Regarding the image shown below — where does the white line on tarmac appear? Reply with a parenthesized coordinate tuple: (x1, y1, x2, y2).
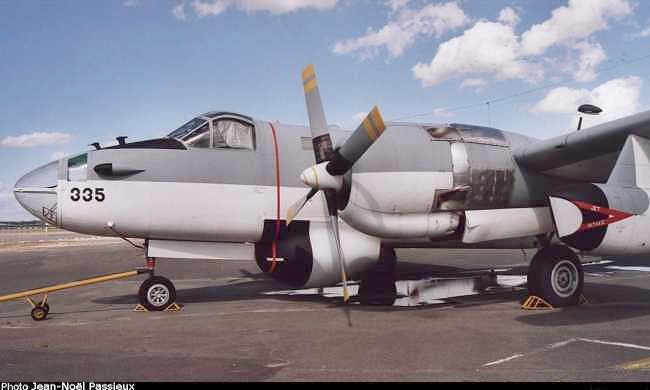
(577, 338, 650, 351)
(483, 354, 525, 367)
(482, 337, 650, 367)
(482, 338, 579, 367)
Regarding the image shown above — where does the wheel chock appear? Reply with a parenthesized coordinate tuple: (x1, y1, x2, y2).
(521, 296, 554, 310)
(521, 294, 589, 310)
(579, 294, 589, 305)
(133, 302, 183, 312)
(164, 302, 183, 312)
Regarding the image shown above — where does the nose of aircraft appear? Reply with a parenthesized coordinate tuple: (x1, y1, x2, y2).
(14, 161, 59, 224)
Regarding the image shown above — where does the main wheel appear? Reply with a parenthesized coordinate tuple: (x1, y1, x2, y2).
(138, 276, 176, 311)
(527, 245, 583, 307)
(359, 263, 397, 306)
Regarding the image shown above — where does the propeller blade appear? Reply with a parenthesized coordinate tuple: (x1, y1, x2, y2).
(302, 64, 349, 304)
(329, 213, 350, 304)
(327, 106, 386, 176)
(286, 188, 318, 225)
(302, 64, 334, 163)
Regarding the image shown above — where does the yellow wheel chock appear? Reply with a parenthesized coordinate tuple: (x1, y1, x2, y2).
(521, 294, 589, 310)
(133, 302, 183, 312)
(521, 296, 554, 310)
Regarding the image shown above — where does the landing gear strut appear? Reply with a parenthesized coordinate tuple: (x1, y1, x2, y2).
(137, 258, 177, 311)
(527, 245, 584, 307)
(359, 247, 398, 306)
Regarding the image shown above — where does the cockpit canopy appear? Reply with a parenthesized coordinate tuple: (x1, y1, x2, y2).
(167, 111, 255, 150)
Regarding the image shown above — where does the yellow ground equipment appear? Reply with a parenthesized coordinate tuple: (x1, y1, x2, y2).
(0, 268, 152, 321)
(521, 294, 588, 310)
(521, 295, 554, 310)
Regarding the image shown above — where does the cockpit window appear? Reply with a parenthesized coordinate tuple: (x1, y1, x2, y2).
(168, 117, 207, 139)
(212, 119, 255, 150)
(67, 153, 88, 181)
(184, 122, 211, 148)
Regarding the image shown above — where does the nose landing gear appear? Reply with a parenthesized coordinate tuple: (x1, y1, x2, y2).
(136, 258, 178, 312)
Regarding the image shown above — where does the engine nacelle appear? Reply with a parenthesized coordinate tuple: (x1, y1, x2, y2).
(548, 183, 650, 255)
(255, 220, 381, 288)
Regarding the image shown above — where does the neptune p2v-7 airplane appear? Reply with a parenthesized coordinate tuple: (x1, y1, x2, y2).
(13, 65, 650, 311)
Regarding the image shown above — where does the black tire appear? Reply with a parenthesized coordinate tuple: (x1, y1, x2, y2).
(138, 276, 176, 311)
(359, 264, 397, 306)
(527, 245, 583, 307)
(37, 301, 50, 313)
(379, 246, 397, 271)
(31, 306, 47, 321)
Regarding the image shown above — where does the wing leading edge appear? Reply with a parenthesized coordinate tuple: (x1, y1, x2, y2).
(514, 110, 650, 183)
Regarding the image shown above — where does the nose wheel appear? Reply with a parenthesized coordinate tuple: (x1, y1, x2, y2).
(138, 276, 177, 311)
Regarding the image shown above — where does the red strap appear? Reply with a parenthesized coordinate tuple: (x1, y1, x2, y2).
(268, 122, 281, 273)
(571, 200, 634, 232)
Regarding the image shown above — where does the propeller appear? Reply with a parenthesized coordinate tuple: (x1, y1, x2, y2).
(290, 64, 387, 303)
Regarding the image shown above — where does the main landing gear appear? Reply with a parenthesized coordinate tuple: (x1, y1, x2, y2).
(359, 247, 398, 306)
(527, 245, 584, 307)
(137, 258, 177, 311)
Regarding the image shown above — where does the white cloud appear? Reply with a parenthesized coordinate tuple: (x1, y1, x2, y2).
(532, 86, 591, 114)
(0, 132, 72, 148)
(332, 1, 469, 59)
(190, 0, 337, 17)
(498, 7, 520, 27)
(412, 0, 633, 88)
(532, 76, 643, 128)
(387, 0, 410, 12)
(570, 40, 607, 83)
(521, 0, 633, 56)
(639, 26, 650, 38)
(124, 0, 141, 7)
(191, 0, 228, 16)
(460, 78, 487, 89)
(172, 2, 188, 20)
(412, 20, 543, 87)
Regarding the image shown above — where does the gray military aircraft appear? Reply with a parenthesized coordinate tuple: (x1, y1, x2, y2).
(13, 65, 650, 311)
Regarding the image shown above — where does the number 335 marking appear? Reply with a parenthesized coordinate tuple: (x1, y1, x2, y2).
(70, 188, 105, 202)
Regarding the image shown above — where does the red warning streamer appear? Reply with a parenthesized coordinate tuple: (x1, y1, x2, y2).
(268, 122, 281, 273)
(571, 200, 634, 232)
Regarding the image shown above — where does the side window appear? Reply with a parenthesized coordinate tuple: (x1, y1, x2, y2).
(212, 119, 255, 150)
(67, 153, 88, 181)
(183, 123, 211, 148)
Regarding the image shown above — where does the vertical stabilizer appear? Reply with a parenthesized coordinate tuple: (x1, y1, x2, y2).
(607, 135, 650, 188)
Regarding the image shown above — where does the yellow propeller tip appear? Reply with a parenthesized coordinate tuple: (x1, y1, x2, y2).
(302, 64, 316, 81)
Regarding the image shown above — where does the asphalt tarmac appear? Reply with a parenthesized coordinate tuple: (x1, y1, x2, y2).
(1, 230, 650, 381)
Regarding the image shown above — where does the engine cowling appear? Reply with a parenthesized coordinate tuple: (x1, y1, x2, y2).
(255, 220, 381, 288)
(548, 183, 650, 255)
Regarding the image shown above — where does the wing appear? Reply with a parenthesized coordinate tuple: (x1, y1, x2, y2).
(514, 110, 650, 182)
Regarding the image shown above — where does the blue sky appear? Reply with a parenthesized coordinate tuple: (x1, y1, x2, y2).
(1, 0, 650, 220)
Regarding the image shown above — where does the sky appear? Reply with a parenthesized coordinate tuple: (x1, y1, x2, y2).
(1, 0, 650, 220)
